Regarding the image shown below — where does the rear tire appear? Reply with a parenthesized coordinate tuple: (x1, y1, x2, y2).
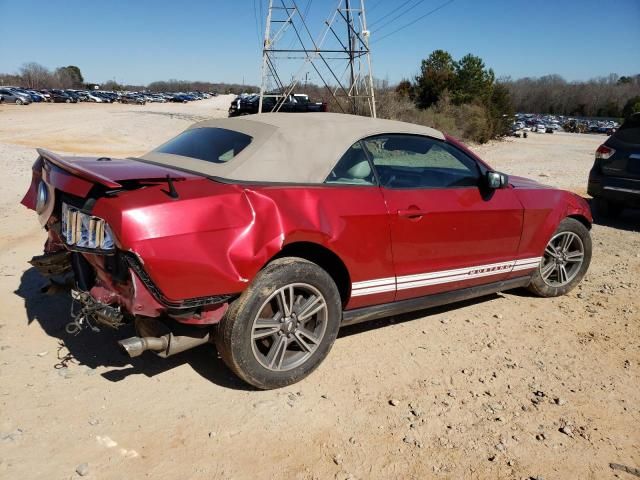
(528, 218, 591, 297)
(216, 257, 342, 389)
(593, 197, 623, 218)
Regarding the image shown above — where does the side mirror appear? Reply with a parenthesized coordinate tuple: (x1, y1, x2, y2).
(486, 171, 509, 189)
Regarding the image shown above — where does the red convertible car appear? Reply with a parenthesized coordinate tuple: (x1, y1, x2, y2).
(22, 113, 592, 389)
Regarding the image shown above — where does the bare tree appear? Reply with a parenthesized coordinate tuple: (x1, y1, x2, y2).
(19, 62, 53, 89)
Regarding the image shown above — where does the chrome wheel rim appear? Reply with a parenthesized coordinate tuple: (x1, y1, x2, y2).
(250, 283, 328, 372)
(540, 231, 584, 287)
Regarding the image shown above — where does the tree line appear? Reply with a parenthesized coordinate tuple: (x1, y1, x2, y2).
(0, 62, 259, 94)
(502, 74, 640, 118)
(1, 62, 85, 90)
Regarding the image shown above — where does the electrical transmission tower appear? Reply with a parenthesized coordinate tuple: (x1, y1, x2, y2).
(258, 0, 376, 117)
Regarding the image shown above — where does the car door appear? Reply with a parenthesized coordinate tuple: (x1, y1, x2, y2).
(362, 134, 524, 301)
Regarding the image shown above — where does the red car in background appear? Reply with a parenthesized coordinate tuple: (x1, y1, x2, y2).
(22, 113, 592, 389)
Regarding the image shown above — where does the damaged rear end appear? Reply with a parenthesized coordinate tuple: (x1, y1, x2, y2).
(22, 149, 245, 358)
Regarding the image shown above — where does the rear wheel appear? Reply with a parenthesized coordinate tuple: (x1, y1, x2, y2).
(528, 218, 591, 297)
(216, 257, 342, 389)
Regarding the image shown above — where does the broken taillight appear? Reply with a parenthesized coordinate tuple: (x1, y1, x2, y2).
(61, 203, 115, 251)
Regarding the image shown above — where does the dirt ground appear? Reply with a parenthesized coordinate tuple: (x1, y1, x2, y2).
(0, 99, 638, 480)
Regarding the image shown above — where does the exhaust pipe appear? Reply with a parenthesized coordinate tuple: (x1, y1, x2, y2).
(118, 331, 210, 359)
(118, 336, 168, 358)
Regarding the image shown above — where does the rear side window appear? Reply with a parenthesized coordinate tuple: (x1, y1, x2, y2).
(154, 127, 252, 164)
(325, 142, 376, 185)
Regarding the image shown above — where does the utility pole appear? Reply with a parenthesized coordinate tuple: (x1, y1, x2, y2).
(345, 0, 357, 114)
(258, 0, 376, 117)
(258, 0, 274, 114)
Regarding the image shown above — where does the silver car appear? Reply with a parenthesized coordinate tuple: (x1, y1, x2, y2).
(0, 88, 32, 105)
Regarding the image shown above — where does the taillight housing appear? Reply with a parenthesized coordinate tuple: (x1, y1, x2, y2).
(595, 144, 615, 160)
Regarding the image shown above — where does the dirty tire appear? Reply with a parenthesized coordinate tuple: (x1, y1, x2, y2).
(216, 257, 342, 390)
(528, 218, 592, 297)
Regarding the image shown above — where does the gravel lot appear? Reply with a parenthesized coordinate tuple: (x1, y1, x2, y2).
(0, 99, 638, 479)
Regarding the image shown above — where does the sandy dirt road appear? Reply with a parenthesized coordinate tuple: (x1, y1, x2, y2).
(0, 100, 638, 480)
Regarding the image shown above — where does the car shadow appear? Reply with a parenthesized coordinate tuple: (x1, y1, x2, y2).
(584, 197, 640, 232)
(14, 267, 253, 391)
(338, 293, 505, 338)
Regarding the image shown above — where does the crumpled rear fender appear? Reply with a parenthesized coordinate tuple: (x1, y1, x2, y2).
(91, 181, 348, 302)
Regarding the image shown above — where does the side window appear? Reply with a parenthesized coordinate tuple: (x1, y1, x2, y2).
(325, 142, 376, 186)
(362, 134, 480, 189)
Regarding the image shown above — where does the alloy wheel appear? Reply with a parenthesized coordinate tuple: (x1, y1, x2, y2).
(250, 283, 328, 372)
(540, 231, 585, 287)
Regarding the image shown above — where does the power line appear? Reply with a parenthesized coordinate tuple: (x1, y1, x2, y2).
(372, 0, 455, 44)
(374, 0, 430, 33)
(253, 0, 262, 46)
(368, 0, 415, 28)
(367, 0, 386, 14)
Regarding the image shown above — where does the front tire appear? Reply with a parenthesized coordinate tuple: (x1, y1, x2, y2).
(528, 218, 591, 297)
(15, 98, 23, 105)
(216, 257, 342, 389)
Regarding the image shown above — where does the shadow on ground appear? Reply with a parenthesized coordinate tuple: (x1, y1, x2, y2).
(14, 267, 252, 391)
(15, 266, 535, 389)
(585, 197, 640, 232)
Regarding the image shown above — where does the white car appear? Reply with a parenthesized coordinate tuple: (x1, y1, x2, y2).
(535, 124, 546, 133)
(85, 93, 103, 103)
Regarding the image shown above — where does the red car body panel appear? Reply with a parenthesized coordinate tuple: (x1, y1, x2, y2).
(22, 138, 592, 325)
(382, 186, 524, 300)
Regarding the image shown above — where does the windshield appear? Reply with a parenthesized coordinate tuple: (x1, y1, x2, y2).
(153, 127, 252, 164)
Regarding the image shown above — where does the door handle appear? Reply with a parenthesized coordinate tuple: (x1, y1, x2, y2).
(397, 207, 428, 219)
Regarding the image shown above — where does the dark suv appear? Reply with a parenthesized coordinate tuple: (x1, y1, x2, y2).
(588, 113, 640, 217)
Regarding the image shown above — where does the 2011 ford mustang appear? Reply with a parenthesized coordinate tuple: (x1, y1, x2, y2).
(22, 113, 592, 389)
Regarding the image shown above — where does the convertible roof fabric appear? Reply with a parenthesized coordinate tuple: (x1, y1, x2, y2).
(140, 112, 445, 184)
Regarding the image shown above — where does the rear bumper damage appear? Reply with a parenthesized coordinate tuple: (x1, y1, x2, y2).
(76, 251, 230, 320)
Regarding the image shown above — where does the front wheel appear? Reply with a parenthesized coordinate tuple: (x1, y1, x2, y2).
(528, 218, 592, 297)
(15, 98, 23, 105)
(215, 257, 342, 389)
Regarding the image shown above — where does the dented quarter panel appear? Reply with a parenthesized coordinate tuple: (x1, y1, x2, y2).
(91, 180, 394, 306)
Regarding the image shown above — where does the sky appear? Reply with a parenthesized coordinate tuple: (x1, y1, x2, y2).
(1, 0, 639, 86)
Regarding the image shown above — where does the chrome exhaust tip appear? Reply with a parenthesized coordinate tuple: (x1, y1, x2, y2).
(118, 336, 168, 358)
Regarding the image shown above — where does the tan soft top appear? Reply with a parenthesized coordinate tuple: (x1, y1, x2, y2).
(140, 112, 444, 184)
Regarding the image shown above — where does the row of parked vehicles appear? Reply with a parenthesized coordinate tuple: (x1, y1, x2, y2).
(0, 86, 217, 105)
(512, 113, 620, 136)
(228, 92, 327, 116)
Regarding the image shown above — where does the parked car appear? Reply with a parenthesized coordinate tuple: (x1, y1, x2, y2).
(229, 93, 327, 117)
(22, 113, 592, 389)
(24, 89, 47, 102)
(0, 88, 31, 105)
(120, 94, 146, 105)
(64, 90, 82, 102)
(84, 92, 103, 103)
(50, 90, 75, 103)
(170, 94, 189, 103)
(588, 113, 640, 216)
